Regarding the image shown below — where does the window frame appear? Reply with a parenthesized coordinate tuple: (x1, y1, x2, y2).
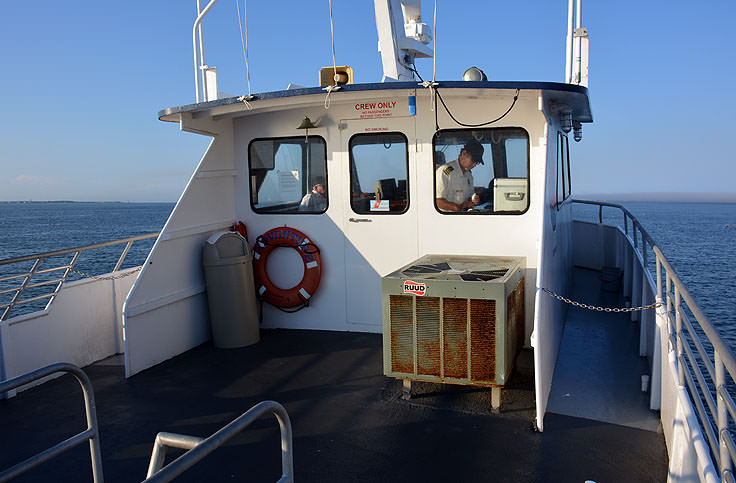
(348, 131, 410, 215)
(247, 135, 328, 215)
(556, 131, 571, 210)
(432, 127, 531, 215)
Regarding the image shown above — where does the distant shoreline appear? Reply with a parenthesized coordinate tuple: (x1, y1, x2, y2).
(1, 193, 735, 204)
(576, 192, 736, 203)
(0, 200, 175, 204)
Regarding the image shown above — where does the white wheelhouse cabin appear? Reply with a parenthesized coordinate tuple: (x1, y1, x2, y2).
(124, 81, 591, 432)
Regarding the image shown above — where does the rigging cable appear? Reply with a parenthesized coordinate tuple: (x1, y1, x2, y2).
(323, 0, 341, 109)
(435, 88, 520, 128)
(432, 0, 437, 82)
(235, 0, 254, 108)
(415, 0, 439, 130)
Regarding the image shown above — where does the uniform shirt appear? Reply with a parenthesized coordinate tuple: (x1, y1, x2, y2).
(299, 191, 327, 211)
(435, 160, 474, 206)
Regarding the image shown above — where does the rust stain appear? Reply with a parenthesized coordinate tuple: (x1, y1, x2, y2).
(443, 298, 468, 379)
(470, 299, 496, 383)
(507, 277, 526, 354)
(390, 295, 414, 374)
(416, 297, 441, 375)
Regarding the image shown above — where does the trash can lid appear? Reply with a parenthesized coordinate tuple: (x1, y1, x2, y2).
(203, 231, 249, 262)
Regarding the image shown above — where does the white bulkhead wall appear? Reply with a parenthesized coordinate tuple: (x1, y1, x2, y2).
(123, 115, 238, 376)
(532, 106, 575, 431)
(231, 87, 548, 345)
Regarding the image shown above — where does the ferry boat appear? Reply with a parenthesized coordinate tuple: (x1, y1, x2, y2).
(1, 1, 733, 481)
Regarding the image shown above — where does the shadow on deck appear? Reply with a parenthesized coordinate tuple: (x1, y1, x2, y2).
(0, 270, 667, 481)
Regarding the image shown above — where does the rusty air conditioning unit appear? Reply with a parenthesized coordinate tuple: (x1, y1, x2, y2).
(382, 255, 525, 388)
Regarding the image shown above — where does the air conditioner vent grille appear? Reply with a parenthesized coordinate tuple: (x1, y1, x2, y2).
(389, 295, 414, 374)
(416, 297, 441, 375)
(470, 299, 496, 382)
(443, 298, 468, 378)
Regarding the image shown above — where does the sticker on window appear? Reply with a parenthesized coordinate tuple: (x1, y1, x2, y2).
(370, 200, 390, 211)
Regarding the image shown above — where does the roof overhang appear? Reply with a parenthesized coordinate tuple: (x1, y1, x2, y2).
(158, 81, 592, 125)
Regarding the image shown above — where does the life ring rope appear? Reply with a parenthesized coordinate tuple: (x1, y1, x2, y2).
(252, 226, 322, 310)
(254, 235, 320, 255)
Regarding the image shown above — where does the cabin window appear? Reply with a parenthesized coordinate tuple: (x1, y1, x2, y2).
(433, 128, 529, 214)
(349, 132, 409, 214)
(556, 132, 571, 208)
(248, 136, 328, 214)
(565, 136, 572, 198)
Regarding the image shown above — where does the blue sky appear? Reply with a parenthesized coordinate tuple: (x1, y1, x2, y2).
(1, 1, 735, 202)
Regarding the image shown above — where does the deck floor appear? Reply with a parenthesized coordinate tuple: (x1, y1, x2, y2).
(0, 270, 668, 482)
(548, 268, 661, 432)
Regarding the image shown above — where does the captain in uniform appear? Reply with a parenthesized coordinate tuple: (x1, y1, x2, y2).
(435, 139, 484, 212)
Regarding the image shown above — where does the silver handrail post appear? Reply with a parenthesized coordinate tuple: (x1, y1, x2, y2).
(716, 351, 733, 477)
(633, 222, 639, 249)
(666, 271, 673, 347)
(192, 0, 220, 103)
(1, 233, 158, 320)
(1, 258, 42, 321)
(113, 241, 134, 272)
(45, 251, 80, 311)
(656, 253, 662, 302)
(0, 363, 103, 482)
(144, 400, 293, 483)
(146, 433, 204, 478)
(675, 286, 684, 386)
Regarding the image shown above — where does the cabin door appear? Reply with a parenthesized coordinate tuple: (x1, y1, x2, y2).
(339, 113, 417, 329)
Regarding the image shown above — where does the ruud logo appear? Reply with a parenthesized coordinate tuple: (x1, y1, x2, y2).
(403, 280, 427, 296)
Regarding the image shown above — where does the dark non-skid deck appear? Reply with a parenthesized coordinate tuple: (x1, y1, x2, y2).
(1, 269, 668, 482)
(2, 338, 666, 482)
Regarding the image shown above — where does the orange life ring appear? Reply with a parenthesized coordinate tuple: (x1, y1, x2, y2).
(252, 227, 322, 309)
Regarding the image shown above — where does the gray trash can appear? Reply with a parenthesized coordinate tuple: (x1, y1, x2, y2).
(202, 231, 259, 348)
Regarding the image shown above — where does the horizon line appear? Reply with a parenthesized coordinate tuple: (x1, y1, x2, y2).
(2, 191, 735, 204)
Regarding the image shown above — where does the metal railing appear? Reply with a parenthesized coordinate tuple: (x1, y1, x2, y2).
(572, 199, 736, 480)
(144, 400, 293, 482)
(0, 233, 159, 321)
(0, 363, 103, 482)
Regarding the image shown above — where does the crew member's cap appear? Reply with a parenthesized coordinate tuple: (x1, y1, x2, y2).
(463, 139, 484, 164)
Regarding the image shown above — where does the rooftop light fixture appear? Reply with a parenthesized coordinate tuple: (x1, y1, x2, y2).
(573, 121, 583, 142)
(462, 67, 487, 81)
(560, 111, 573, 133)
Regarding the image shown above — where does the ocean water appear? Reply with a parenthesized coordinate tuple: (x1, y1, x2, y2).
(1, 201, 734, 348)
(0, 202, 173, 317)
(0, 202, 173, 261)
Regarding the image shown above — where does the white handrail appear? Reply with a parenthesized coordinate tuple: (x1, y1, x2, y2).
(0, 364, 104, 483)
(144, 400, 293, 482)
(0, 233, 159, 320)
(196, 0, 207, 100)
(193, 0, 220, 103)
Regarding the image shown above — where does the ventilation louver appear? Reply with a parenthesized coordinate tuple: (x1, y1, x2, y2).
(382, 255, 525, 387)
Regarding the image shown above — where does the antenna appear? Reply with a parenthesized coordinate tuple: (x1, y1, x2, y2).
(374, 0, 433, 81)
(565, 0, 589, 86)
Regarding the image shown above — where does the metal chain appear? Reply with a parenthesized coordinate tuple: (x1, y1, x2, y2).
(71, 266, 142, 281)
(542, 288, 662, 313)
